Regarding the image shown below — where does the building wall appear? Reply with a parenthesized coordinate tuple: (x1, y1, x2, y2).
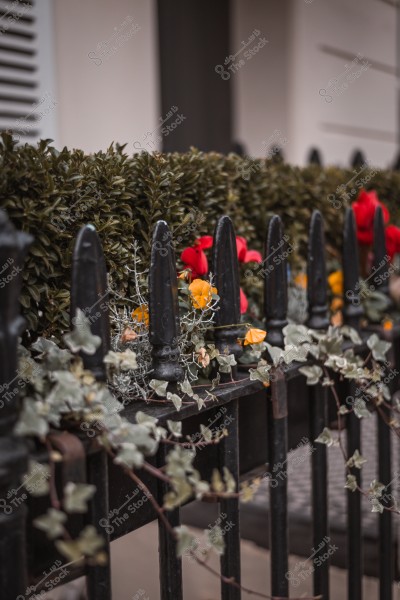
(52, 0, 160, 153)
(231, 0, 291, 158)
(287, 0, 398, 167)
(232, 0, 399, 168)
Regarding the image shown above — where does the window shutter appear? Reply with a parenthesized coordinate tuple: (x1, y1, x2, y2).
(0, 0, 57, 143)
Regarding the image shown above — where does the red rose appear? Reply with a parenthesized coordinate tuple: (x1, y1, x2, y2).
(240, 287, 248, 314)
(385, 225, 400, 260)
(352, 189, 390, 245)
(181, 246, 208, 279)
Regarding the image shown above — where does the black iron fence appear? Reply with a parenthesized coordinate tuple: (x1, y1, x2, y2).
(0, 203, 398, 600)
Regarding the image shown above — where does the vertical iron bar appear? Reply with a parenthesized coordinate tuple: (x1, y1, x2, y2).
(149, 221, 183, 600)
(157, 442, 183, 600)
(212, 216, 242, 598)
(219, 400, 240, 600)
(267, 368, 289, 597)
(0, 211, 32, 598)
(343, 208, 363, 600)
(378, 396, 393, 600)
(307, 211, 330, 600)
(372, 206, 390, 298)
(264, 215, 289, 597)
(264, 216, 288, 348)
(71, 224, 111, 600)
(373, 210, 394, 599)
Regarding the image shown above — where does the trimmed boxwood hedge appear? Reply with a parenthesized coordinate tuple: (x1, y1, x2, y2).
(1, 133, 399, 336)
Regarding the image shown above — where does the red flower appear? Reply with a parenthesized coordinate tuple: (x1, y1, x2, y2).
(385, 225, 400, 260)
(240, 288, 248, 314)
(236, 236, 262, 263)
(181, 246, 208, 279)
(352, 189, 390, 245)
(195, 236, 213, 250)
(181, 234, 261, 281)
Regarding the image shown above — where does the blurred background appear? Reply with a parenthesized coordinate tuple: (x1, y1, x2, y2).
(0, 0, 399, 167)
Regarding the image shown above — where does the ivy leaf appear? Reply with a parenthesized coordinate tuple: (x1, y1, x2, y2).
(193, 393, 205, 410)
(149, 379, 169, 397)
(367, 334, 391, 363)
(265, 343, 283, 367)
(33, 508, 66, 539)
(371, 498, 384, 513)
(369, 479, 385, 498)
(207, 525, 225, 555)
(299, 365, 323, 385)
(136, 412, 158, 427)
(210, 373, 220, 390)
(353, 399, 371, 419)
(200, 424, 213, 443)
(340, 326, 362, 345)
(63, 309, 102, 355)
(167, 420, 182, 438)
(241, 481, 256, 503)
(211, 469, 224, 493)
(114, 442, 144, 469)
(174, 525, 197, 557)
(104, 350, 137, 371)
(283, 324, 312, 346)
(216, 354, 237, 373)
(315, 427, 336, 447)
(56, 525, 104, 562)
(23, 461, 50, 497)
(223, 467, 236, 493)
(64, 482, 96, 513)
(281, 344, 309, 364)
(167, 392, 182, 411)
(14, 398, 49, 438)
(249, 359, 271, 385)
(346, 450, 366, 469)
(345, 475, 357, 492)
(179, 378, 194, 397)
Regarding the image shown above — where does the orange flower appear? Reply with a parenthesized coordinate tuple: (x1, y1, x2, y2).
(330, 297, 343, 312)
(295, 272, 307, 289)
(131, 304, 149, 327)
(383, 319, 393, 331)
(121, 327, 138, 343)
(244, 328, 267, 346)
(189, 279, 217, 310)
(328, 270, 343, 297)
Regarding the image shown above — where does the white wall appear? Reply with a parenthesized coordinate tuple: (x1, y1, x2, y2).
(52, 0, 160, 153)
(287, 0, 398, 167)
(231, 0, 291, 158)
(232, 0, 399, 168)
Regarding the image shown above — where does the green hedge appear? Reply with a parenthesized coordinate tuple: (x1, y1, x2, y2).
(1, 133, 400, 336)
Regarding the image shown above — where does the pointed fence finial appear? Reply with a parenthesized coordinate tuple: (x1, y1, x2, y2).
(343, 208, 364, 329)
(149, 221, 183, 382)
(307, 211, 329, 330)
(308, 148, 323, 166)
(264, 215, 288, 347)
(212, 216, 243, 367)
(71, 224, 110, 380)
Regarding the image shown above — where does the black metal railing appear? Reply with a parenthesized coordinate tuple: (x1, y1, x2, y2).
(0, 204, 399, 600)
